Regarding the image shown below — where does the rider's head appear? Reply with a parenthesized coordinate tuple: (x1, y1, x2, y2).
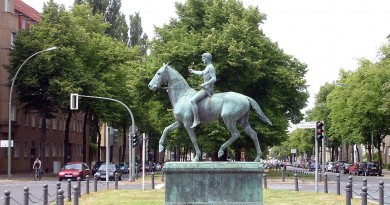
(202, 53, 212, 63)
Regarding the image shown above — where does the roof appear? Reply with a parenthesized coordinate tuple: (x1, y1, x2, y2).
(14, 0, 41, 22)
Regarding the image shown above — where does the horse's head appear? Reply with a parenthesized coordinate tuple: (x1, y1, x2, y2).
(148, 63, 169, 91)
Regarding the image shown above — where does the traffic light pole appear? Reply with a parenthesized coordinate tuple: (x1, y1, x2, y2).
(314, 126, 319, 193)
(70, 94, 136, 181)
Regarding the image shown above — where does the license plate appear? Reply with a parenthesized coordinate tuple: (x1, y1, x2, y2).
(65, 175, 72, 177)
(371, 167, 377, 169)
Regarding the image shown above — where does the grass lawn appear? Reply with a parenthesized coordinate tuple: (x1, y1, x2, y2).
(64, 188, 375, 205)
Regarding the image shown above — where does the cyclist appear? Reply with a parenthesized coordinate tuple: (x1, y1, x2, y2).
(32, 157, 42, 180)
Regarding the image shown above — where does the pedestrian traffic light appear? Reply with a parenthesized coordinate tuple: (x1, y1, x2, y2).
(316, 121, 324, 142)
(132, 136, 137, 147)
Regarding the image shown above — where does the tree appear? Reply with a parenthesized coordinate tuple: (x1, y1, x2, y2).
(143, 0, 308, 160)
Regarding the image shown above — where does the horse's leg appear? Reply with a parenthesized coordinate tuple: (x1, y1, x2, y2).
(242, 121, 262, 162)
(218, 118, 240, 158)
(159, 121, 182, 152)
(184, 126, 201, 162)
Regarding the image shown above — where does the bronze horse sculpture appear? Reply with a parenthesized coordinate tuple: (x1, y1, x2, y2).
(148, 64, 272, 162)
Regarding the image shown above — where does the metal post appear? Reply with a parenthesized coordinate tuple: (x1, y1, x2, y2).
(43, 184, 48, 205)
(161, 169, 164, 182)
(319, 172, 322, 182)
(23, 187, 29, 205)
(67, 179, 72, 202)
(349, 175, 353, 198)
(56, 182, 61, 205)
(115, 173, 119, 190)
(105, 126, 109, 190)
(346, 182, 351, 205)
(73, 186, 79, 205)
(281, 169, 285, 182)
(336, 174, 340, 195)
(361, 186, 367, 205)
(4, 190, 10, 205)
(58, 189, 64, 205)
(263, 174, 267, 189)
(294, 174, 299, 191)
(94, 174, 98, 192)
(324, 173, 328, 193)
(86, 175, 90, 194)
(77, 177, 81, 197)
(363, 178, 367, 187)
(379, 181, 384, 205)
(152, 172, 155, 189)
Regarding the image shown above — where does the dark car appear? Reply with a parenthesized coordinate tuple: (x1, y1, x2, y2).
(118, 162, 129, 174)
(364, 161, 381, 176)
(58, 162, 90, 181)
(341, 163, 352, 174)
(138, 162, 154, 172)
(95, 163, 122, 181)
(92, 161, 105, 175)
(332, 161, 347, 173)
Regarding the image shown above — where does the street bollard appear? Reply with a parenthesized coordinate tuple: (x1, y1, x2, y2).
(345, 182, 352, 205)
(152, 172, 155, 189)
(349, 175, 353, 198)
(73, 186, 79, 205)
(263, 174, 267, 189)
(363, 178, 367, 187)
(4, 190, 10, 205)
(281, 170, 285, 182)
(324, 173, 328, 193)
(115, 173, 119, 190)
(361, 186, 367, 205)
(136, 167, 139, 180)
(94, 174, 98, 192)
(77, 177, 81, 197)
(294, 174, 299, 191)
(379, 181, 384, 205)
(56, 182, 61, 205)
(43, 184, 48, 205)
(161, 169, 164, 182)
(24, 187, 29, 205)
(67, 179, 72, 202)
(336, 174, 340, 195)
(86, 175, 90, 194)
(58, 189, 64, 205)
(319, 172, 321, 182)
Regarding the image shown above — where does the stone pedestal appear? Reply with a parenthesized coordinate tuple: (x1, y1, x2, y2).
(164, 162, 263, 205)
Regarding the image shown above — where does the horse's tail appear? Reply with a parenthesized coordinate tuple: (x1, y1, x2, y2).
(247, 97, 273, 126)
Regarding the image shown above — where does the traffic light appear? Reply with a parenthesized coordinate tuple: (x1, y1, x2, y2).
(316, 121, 324, 142)
(132, 135, 137, 147)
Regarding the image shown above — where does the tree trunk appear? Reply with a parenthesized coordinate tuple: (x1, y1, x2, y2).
(64, 109, 72, 164)
(82, 108, 89, 162)
(96, 120, 101, 161)
(39, 112, 47, 170)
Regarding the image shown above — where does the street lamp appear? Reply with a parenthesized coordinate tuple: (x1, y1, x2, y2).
(8, 46, 58, 179)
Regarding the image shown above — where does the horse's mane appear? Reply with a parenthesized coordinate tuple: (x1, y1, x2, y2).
(166, 65, 191, 88)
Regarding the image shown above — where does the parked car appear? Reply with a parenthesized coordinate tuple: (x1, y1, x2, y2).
(332, 161, 347, 173)
(341, 163, 352, 174)
(92, 161, 105, 175)
(309, 161, 321, 172)
(58, 162, 90, 181)
(95, 163, 122, 181)
(118, 162, 129, 174)
(138, 162, 154, 172)
(155, 163, 162, 171)
(350, 162, 367, 176)
(326, 162, 336, 172)
(364, 161, 382, 176)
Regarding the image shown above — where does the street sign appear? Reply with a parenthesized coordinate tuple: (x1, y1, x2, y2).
(1, 140, 13, 147)
(296, 122, 316, 129)
(291, 149, 296, 154)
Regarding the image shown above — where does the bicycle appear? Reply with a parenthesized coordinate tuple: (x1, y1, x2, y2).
(34, 168, 42, 181)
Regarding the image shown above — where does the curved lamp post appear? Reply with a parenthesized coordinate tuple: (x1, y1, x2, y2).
(8, 46, 58, 179)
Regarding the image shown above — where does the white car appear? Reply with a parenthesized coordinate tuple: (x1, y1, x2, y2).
(326, 162, 336, 172)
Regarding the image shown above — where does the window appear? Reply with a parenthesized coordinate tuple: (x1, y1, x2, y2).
(11, 32, 16, 49)
(24, 141, 28, 157)
(13, 142, 19, 157)
(59, 143, 63, 156)
(24, 113, 29, 126)
(5, 0, 11, 12)
(46, 119, 50, 128)
(52, 118, 57, 130)
(31, 114, 35, 127)
(53, 143, 56, 156)
(22, 18, 26, 29)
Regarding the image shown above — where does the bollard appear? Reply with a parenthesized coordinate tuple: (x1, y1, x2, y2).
(379, 181, 384, 205)
(361, 186, 367, 205)
(86, 175, 90, 194)
(67, 179, 72, 202)
(4, 190, 10, 205)
(324, 173, 328, 193)
(73, 186, 79, 205)
(161, 169, 164, 182)
(319, 172, 322, 182)
(349, 175, 353, 198)
(336, 174, 340, 195)
(94, 174, 98, 192)
(345, 182, 352, 205)
(363, 178, 367, 187)
(263, 174, 267, 189)
(115, 173, 119, 190)
(152, 172, 155, 189)
(56, 182, 61, 205)
(24, 187, 29, 205)
(294, 174, 299, 191)
(136, 167, 139, 180)
(77, 177, 81, 197)
(58, 189, 64, 205)
(43, 184, 48, 205)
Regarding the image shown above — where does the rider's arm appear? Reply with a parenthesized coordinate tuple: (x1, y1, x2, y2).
(190, 69, 203, 75)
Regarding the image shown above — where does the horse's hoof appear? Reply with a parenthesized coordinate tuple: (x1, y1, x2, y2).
(254, 157, 260, 162)
(218, 150, 224, 158)
(159, 145, 164, 152)
(192, 156, 199, 162)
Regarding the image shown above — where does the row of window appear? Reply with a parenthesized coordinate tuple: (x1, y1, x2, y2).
(8, 141, 83, 158)
(21, 112, 84, 132)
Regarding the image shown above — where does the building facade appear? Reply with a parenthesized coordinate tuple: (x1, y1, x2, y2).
(0, 0, 87, 174)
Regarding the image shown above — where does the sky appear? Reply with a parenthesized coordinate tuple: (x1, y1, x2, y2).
(23, 0, 390, 122)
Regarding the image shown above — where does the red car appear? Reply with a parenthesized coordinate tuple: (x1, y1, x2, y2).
(58, 162, 90, 181)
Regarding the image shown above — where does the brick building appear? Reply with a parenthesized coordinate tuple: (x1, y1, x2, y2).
(0, 0, 87, 174)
